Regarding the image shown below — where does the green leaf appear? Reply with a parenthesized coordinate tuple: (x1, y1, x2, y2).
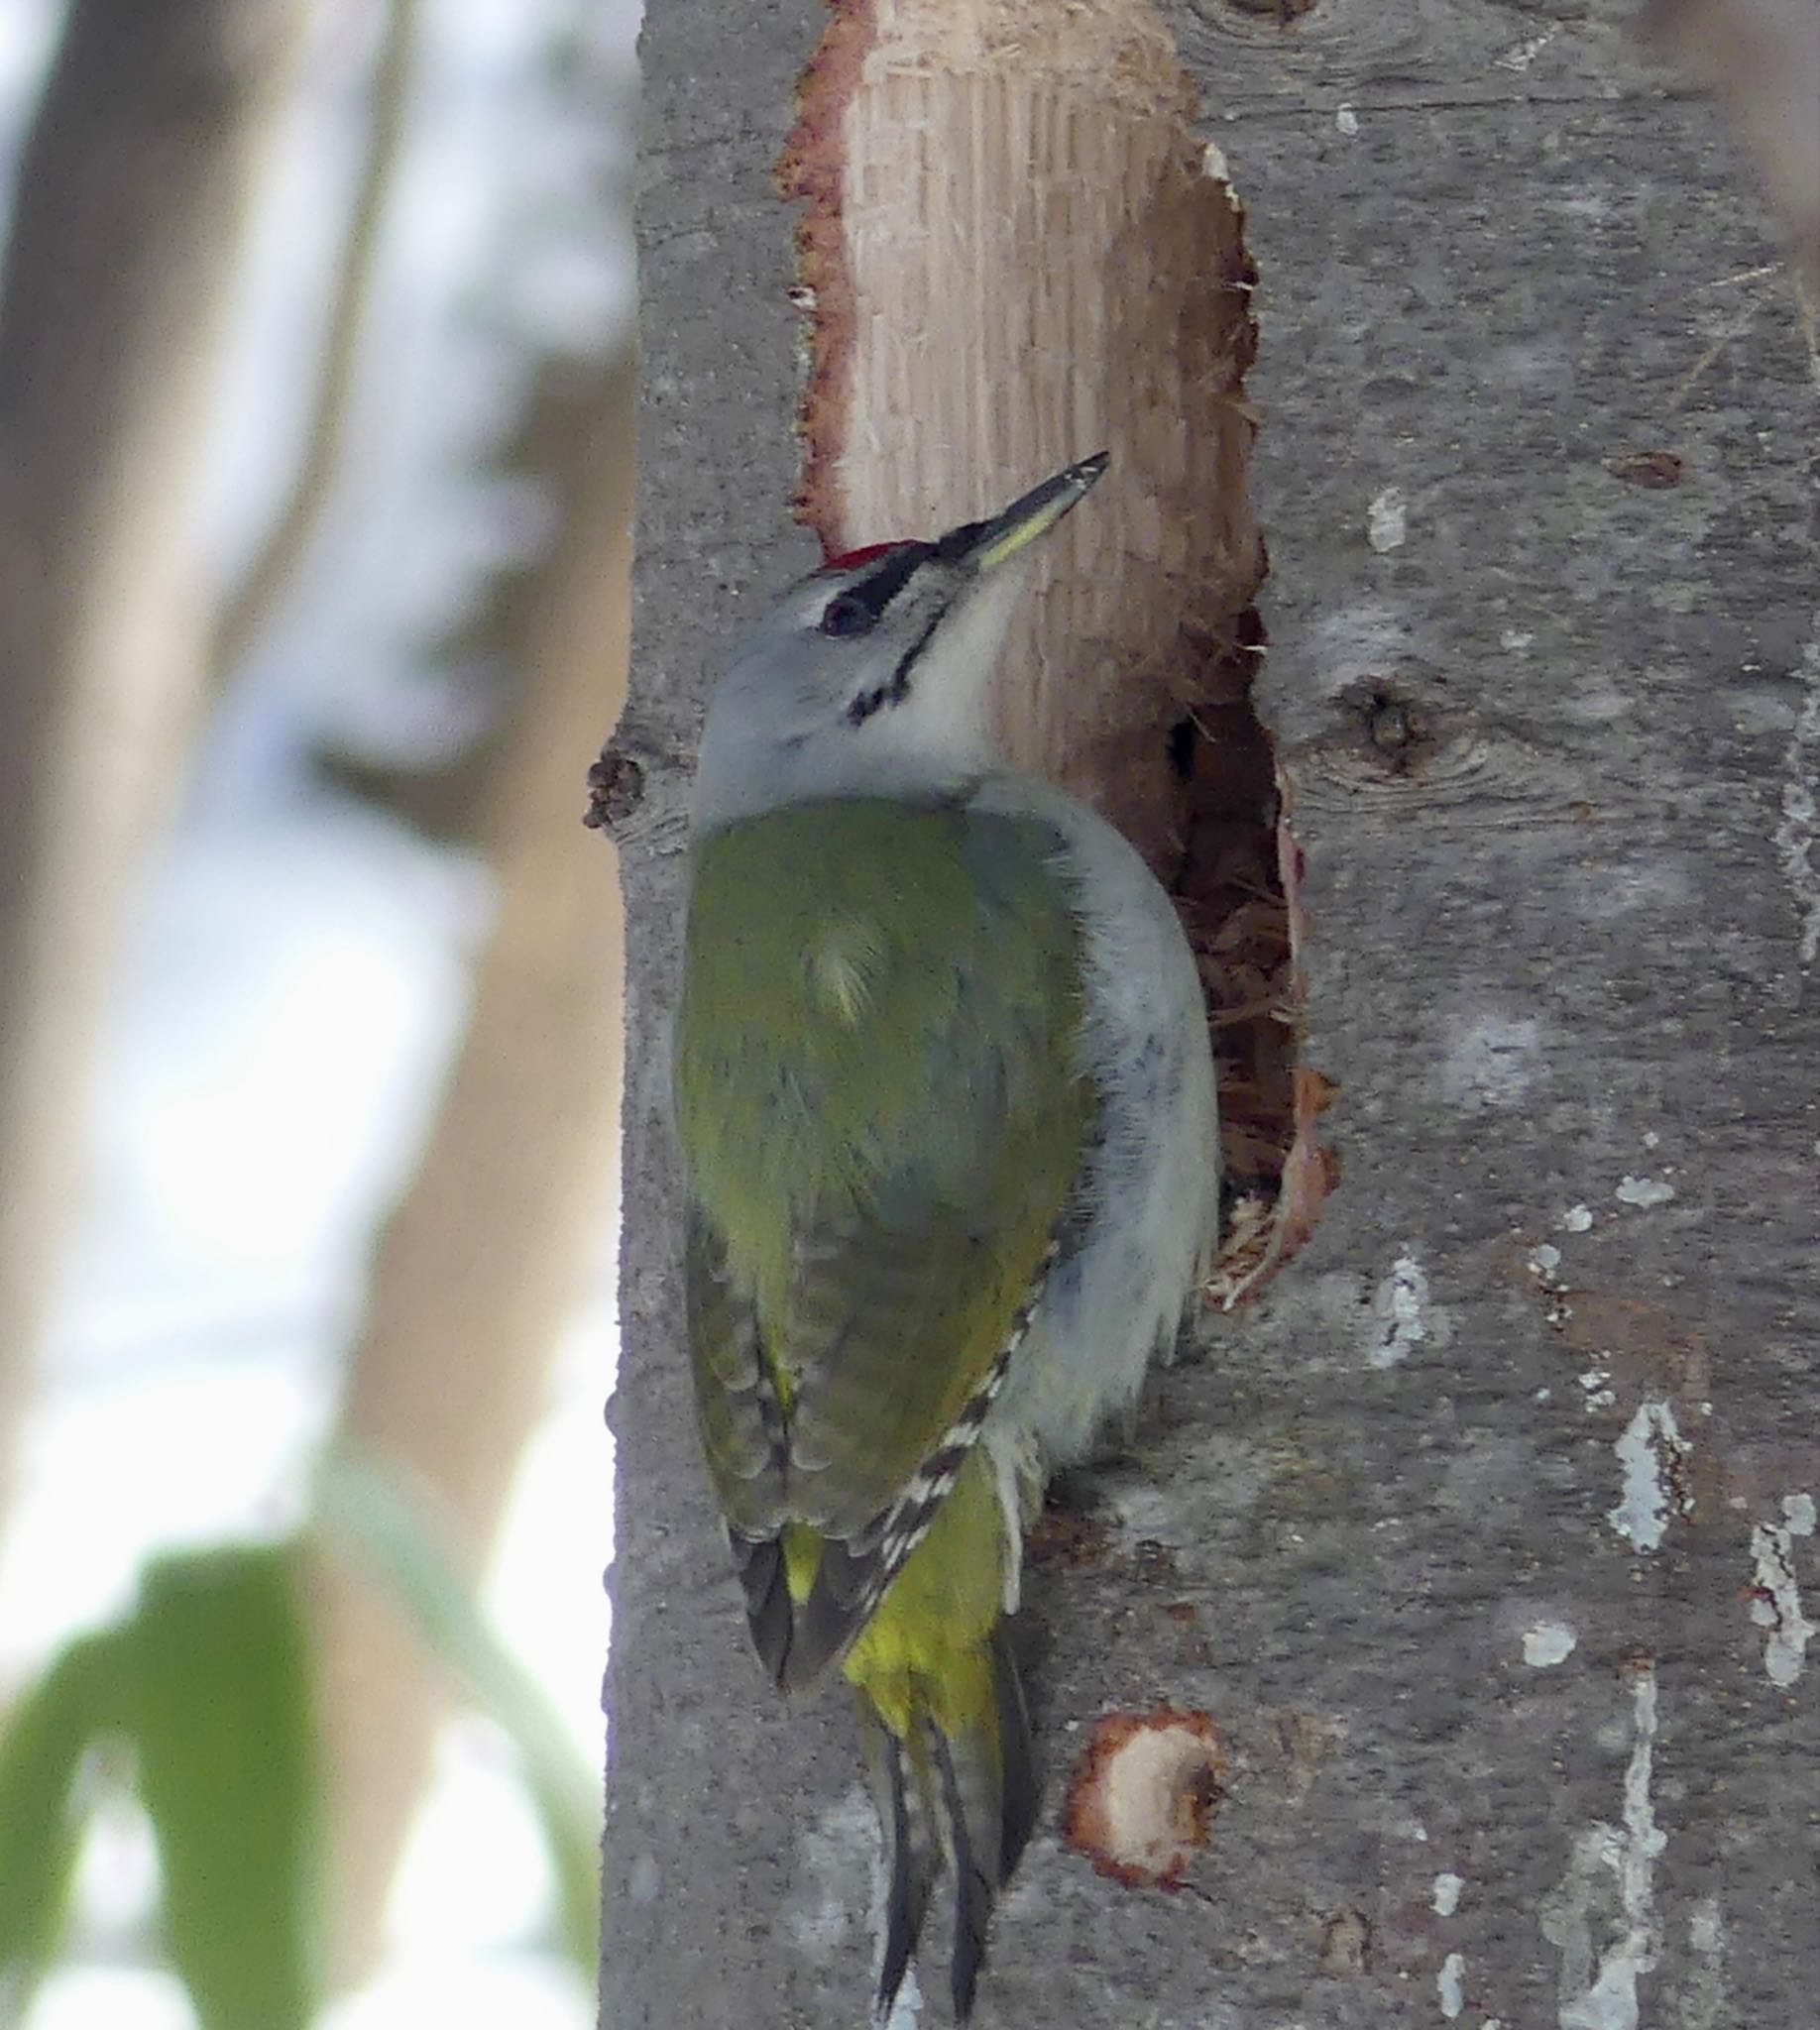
(0, 1631, 121, 2023)
(126, 1543, 323, 2030)
(313, 1449, 600, 1971)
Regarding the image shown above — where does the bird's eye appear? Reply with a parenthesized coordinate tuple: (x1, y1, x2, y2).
(820, 592, 876, 637)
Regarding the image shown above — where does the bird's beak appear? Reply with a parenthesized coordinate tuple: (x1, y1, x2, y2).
(947, 452, 1109, 574)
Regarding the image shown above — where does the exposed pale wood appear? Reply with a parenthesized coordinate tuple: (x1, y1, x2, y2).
(781, 0, 1265, 850)
(778, 0, 1307, 1293)
(305, 355, 631, 1979)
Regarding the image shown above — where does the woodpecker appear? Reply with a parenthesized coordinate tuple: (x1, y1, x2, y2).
(674, 455, 1218, 2020)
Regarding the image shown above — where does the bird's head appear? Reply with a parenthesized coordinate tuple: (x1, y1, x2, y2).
(693, 454, 1106, 831)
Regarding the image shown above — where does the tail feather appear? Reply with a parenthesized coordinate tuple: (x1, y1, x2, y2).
(730, 1529, 793, 1686)
(857, 1621, 1037, 2025)
(934, 1725, 994, 2021)
(990, 1623, 1039, 1883)
(857, 1697, 939, 2022)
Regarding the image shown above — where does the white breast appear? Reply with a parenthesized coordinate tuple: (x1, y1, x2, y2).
(967, 771, 1220, 1540)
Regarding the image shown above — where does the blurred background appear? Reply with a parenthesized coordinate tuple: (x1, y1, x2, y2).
(0, 0, 638, 2023)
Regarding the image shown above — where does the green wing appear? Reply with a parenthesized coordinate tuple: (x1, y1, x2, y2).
(677, 801, 1091, 1689)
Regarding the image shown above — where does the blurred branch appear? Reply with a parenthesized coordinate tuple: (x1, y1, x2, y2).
(314, 1450, 600, 1971)
(210, 0, 421, 688)
(0, 0, 312, 1518)
(302, 346, 632, 1981)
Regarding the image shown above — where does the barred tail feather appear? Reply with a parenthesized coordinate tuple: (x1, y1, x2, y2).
(857, 1623, 1037, 2025)
(857, 1697, 940, 2023)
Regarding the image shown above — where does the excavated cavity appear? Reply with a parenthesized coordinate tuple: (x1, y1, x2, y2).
(1178, 620, 1334, 1304)
(779, 0, 1330, 1307)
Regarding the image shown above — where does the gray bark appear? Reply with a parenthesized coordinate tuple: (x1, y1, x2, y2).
(607, 2, 1820, 2024)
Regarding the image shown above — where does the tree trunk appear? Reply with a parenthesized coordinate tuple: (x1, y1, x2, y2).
(0, 0, 310, 1515)
(607, 2, 1819, 2024)
(306, 353, 632, 1981)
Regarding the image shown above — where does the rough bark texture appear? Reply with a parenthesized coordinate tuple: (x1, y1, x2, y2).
(0, 0, 309, 1514)
(607, 1, 1819, 2024)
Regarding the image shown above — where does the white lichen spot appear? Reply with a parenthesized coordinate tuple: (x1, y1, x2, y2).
(1772, 626, 1820, 967)
(1440, 1014, 1541, 1112)
(1524, 1620, 1578, 1668)
(1641, 1130, 1659, 1151)
(1432, 1871, 1465, 1915)
(1608, 1404, 1691, 1552)
(1689, 1905, 1722, 1956)
(1501, 626, 1535, 650)
(1498, 27, 1557, 70)
(1437, 1952, 1465, 2017)
(1367, 1248, 1431, 1369)
(1615, 1176, 1676, 1209)
(787, 1788, 880, 1964)
(1750, 1497, 1816, 1687)
(1561, 1204, 1595, 1233)
(628, 1853, 661, 1905)
(881, 1969, 922, 2029)
(1682, 1897, 1728, 2030)
(1367, 486, 1409, 551)
(1579, 1369, 1617, 1412)
(1336, 102, 1359, 136)
(1540, 1665, 1664, 2030)
(1530, 1243, 1563, 1278)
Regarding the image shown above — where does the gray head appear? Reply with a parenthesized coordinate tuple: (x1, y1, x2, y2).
(692, 455, 1107, 834)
